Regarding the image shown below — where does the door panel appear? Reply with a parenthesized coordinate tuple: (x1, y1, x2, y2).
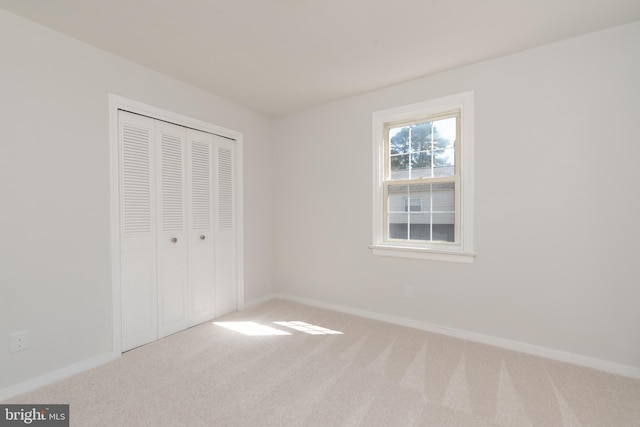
(214, 137, 237, 316)
(118, 111, 157, 351)
(121, 245, 156, 350)
(188, 130, 216, 325)
(156, 121, 189, 338)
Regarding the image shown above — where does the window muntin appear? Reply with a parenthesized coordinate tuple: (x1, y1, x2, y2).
(384, 113, 460, 245)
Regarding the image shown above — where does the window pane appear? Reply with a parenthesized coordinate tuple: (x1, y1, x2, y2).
(433, 148, 455, 177)
(389, 126, 409, 154)
(389, 213, 409, 239)
(388, 185, 408, 209)
(410, 123, 430, 152)
(432, 182, 455, 211)
(388, 184, 408, 239)
(431, 213, 455, 242)
(410, 152, 431, 179)
(390, 154, 410, 179)
(433, 117, 456, 150)
(430, 182, 455, 242)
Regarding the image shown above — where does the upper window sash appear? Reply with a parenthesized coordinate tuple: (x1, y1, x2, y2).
(384, 111, 460, 183)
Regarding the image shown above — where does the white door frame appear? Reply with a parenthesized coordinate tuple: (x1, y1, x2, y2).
(108, 94, 244, 354)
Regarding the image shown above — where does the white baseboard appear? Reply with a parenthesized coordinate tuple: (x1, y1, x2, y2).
(0, 351, 120, 402)
(274, 293, 640, 379)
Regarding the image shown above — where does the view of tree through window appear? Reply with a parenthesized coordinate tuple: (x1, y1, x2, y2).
(389, 118, 456, 180)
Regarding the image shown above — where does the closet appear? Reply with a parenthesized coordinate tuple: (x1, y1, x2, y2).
(118, 110, 236, 351)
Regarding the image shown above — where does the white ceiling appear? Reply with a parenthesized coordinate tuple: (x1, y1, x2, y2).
(2, 0, 640, 117)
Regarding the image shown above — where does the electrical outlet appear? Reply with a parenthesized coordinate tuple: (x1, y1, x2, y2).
(10, 330, 29, 353)
(404, 285, 415, 299)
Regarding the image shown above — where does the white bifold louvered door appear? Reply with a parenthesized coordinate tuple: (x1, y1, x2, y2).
(215, 139, 237, 316)
(187, 129, 216, 326)
(155, 121, 189, 338)
(119, 111, 235, 351)
(119, 112, 158, 351)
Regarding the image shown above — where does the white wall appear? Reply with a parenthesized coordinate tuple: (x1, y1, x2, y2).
(0, 9, 274, 391)
(274, 22, 640, 371)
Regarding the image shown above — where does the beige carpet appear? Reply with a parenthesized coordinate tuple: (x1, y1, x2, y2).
(5, 299, 640, 426)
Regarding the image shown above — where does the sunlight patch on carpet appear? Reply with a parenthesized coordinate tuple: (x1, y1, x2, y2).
(214, 321, 291, 336)
(273, 321, 343, 335)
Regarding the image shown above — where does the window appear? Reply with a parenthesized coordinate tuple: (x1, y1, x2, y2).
(370, 92, 475, 262)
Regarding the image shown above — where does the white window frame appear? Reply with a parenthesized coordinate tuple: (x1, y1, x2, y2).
(370, 92, 475, 263)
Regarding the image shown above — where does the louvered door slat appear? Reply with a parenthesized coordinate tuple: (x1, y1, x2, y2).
(217, 146, 233, 230)
(191, 141, 211, 230)
(122, 125, 152, 235)
(161, 133, 184, 232)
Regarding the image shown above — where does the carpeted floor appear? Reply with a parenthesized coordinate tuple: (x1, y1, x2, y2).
(5, 299, 640, 426)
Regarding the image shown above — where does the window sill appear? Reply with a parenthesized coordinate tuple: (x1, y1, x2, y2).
(369, 244, 476, 263)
